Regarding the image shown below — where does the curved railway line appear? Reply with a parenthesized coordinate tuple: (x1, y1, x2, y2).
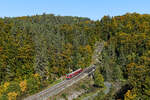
(24, 42, 104, 100)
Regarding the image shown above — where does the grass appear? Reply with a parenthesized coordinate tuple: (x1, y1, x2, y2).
(61, 93, 68, 100)
(80, 84, 87, 89)
(48, 78, 63, 88)
(76, 88, 101, 100)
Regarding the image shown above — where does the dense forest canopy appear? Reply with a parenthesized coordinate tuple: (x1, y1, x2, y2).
(0, 13, 150, 99)
(95, 13, 150, 100)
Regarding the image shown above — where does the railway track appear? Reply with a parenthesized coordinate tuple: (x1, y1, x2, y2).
(24, 42, 104, 100)
(24, 66, 94, 100)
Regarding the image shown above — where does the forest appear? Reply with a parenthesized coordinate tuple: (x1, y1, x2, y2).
(0, 13, 150, 100)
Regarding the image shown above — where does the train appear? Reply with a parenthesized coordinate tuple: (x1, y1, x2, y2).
(66, 68, 83, 79)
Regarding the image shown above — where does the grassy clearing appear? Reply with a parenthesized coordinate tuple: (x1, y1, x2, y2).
(48, 78, 63, 88)
(76, 87, 102, 100)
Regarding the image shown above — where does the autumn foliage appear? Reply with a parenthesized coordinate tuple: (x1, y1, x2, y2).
(0, 13, 150, 99)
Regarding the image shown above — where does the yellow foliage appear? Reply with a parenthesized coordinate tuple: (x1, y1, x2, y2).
(8, 92, 18, 100)
(34, 73, 39, 78)
(85, 45, 92, 54)
(124, 90, 136, 100)
(4, 82, 10, 88)
(3, 82, 10, 91)
(119, 32, 128, 37)
(0, 82, 10, 97)
(85, 20, 90, 24)
(127, 63, 136, 72)
(19, 80, 27, 92)
(79, 45, 92, 54)
(104, 42, 108, 47)
(0, 85, 2, 97)
(148, 50, 150, 55)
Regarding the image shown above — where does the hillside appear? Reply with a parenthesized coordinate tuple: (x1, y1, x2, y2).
(0, 13, 150, 100)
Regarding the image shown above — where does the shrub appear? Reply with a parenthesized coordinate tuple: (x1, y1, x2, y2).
(19, 80, 27, 92)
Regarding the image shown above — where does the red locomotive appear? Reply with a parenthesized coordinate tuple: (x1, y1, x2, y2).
(66, 68, 83, 79)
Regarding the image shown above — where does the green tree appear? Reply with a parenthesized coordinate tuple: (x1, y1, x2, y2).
(94, 69, 104, 88)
